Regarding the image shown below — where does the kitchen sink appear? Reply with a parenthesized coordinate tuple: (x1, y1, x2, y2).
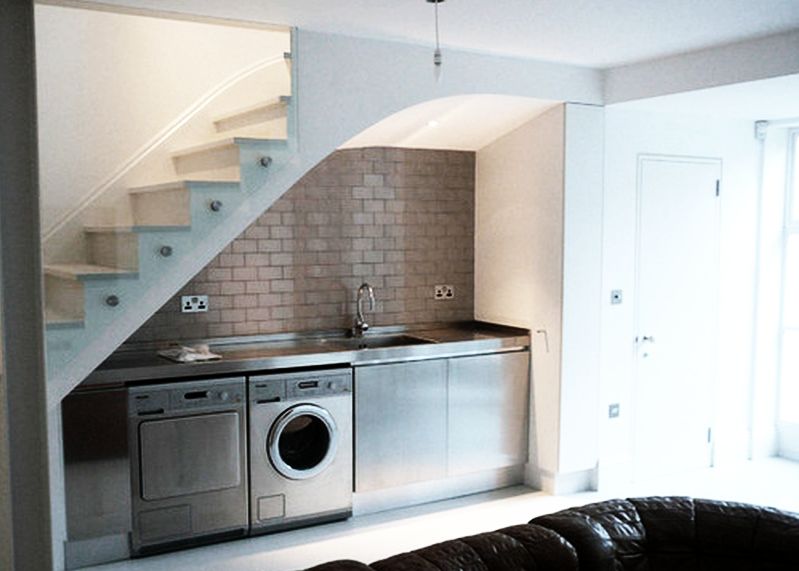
(338, 334, 436, 350)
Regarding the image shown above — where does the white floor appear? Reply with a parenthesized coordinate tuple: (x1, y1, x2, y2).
(89, 458, 799, 571)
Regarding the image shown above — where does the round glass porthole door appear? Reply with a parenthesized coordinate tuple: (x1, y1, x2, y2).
(268, 404, 338, 480)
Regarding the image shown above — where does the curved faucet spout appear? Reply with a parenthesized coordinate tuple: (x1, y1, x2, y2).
(353, 282, 376, 337)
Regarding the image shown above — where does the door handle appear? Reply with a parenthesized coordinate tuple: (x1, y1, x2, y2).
(637, 335, 655, 359)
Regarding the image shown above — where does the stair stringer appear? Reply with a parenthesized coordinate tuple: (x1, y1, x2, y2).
(45, 139, 309, 407)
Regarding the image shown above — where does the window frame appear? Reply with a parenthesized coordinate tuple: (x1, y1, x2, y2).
(778, 128, 799, 438)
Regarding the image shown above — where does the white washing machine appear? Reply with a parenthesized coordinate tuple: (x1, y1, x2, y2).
(248, 368, 353, 535)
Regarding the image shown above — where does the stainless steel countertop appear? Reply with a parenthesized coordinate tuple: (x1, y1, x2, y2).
(81, 322, 530, 389)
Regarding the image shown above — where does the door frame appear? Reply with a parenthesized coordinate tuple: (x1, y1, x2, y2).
(632, 153, 723, 480)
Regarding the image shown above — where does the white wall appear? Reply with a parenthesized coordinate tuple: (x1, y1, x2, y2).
(600, 107, 761, 487)
(35, 3, 289, 235)
(295, 30, 602, 169)
(558, 104, 604, 478)
(476, 105, 565, 484)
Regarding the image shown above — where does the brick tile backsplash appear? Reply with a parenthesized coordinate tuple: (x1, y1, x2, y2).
(128, 147, 475, 343)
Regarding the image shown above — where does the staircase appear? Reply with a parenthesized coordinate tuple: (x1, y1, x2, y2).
(44, 48, 303, 406)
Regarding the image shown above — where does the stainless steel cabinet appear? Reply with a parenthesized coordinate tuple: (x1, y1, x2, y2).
(447, 351, 529, 476)
(354, 360, 448, 492)
(354, 350, 530, 492)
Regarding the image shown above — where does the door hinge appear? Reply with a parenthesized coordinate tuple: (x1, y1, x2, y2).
(707, 427, 712, 443)
(715, 180, 720, 197)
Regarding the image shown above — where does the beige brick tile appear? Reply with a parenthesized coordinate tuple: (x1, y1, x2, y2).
(246, 307, 271, 321)
(208, 323, 234, 337)
(363, 174, 384, 187)
(207, 268, 232, 282)
(270, 253, 293, 266)
(220, 281, 245, 296)
(131, 147, 476, 343)
(233, 322, 259, 335)
(271, 279, 294, 293)
(233, 267, 257, 281)
(258, 266, 283, 280)
(220, 309, 246, 323)
(257, 293, 282, 306)
(233, 294, 258, 309)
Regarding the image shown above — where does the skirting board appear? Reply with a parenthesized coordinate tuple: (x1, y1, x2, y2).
(525, 465, 597, 495)
(353, 466, 526, 516)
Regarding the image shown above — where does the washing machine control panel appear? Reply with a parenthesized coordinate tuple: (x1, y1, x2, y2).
(287, 374, 352, 398)
(249, 369, 353, 402)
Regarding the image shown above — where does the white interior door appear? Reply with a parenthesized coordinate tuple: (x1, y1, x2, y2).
(634, 156, 721, 481)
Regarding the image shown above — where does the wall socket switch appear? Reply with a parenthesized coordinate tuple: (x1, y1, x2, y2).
(610, 289, 623, 305)
(608, 403, 620, 419)
(434, 285, 454, 300)
(181, 295, 208, 313)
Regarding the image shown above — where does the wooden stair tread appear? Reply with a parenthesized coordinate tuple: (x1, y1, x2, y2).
(44, 263, 138, 281)
(45, 308, 83, 329)
(128, 179, 240, 194)
(83, 224, 190, 234)
(213, 96, 290, 126)
(171, 136, 286, 159)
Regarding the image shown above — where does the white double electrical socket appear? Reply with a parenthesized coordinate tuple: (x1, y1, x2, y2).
(434, 285, 454, 300)
(181, 295, 209, 313)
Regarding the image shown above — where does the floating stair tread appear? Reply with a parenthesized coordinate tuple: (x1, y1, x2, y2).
(128, 179, 240, 194)
(44, 263, 138, 281)
(45, 308, 84, 330)
(213, 96, 290, 126)
(83, 224, 190, 234)
(171, 136, 287, 159)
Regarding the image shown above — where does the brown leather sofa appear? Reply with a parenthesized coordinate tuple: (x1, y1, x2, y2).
(304, 497, 799, 571)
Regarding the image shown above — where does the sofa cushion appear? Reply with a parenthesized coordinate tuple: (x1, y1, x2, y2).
(532, 497, 799, 571)
(303, 497, 799, 571)
(306, 523, 578, 571)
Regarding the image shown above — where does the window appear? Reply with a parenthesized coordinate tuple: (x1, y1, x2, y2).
(779, 130, 799, 424)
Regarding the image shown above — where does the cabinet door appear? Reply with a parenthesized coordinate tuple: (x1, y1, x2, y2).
(448, 351, 529, 476)
(355, 360, 447, 492)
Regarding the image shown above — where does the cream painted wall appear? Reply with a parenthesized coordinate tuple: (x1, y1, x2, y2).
(35, 3, 289, 235)
(599, 107, 761, 487)
(475, 105, 565, 485)
(475, 103, 604, 493)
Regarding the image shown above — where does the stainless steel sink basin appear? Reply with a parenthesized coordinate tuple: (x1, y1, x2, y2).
(338, 334, 436, 350)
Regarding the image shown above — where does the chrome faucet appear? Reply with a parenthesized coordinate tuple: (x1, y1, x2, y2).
(353, 282, 375, 337)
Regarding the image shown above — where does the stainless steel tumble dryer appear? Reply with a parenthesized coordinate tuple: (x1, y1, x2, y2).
(128, 377, 248, 555)
(248, 368, 353, 535)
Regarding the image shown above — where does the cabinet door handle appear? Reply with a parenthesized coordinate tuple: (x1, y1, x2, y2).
(534, 329, 550, 353)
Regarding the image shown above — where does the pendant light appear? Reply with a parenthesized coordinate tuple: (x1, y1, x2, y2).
(427, 0, 444, 82)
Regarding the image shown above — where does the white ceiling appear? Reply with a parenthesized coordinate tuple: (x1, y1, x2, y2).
(81, 0, 799, 68)
(341, 95, 558, 151)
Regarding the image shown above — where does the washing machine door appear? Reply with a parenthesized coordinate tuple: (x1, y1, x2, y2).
(268, 404, 338, 480)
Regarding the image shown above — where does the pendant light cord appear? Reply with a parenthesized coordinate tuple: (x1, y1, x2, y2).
(434, 1, 440, 53)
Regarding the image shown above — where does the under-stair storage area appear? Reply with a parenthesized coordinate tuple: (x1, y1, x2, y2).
(37, 4, 298, 404)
